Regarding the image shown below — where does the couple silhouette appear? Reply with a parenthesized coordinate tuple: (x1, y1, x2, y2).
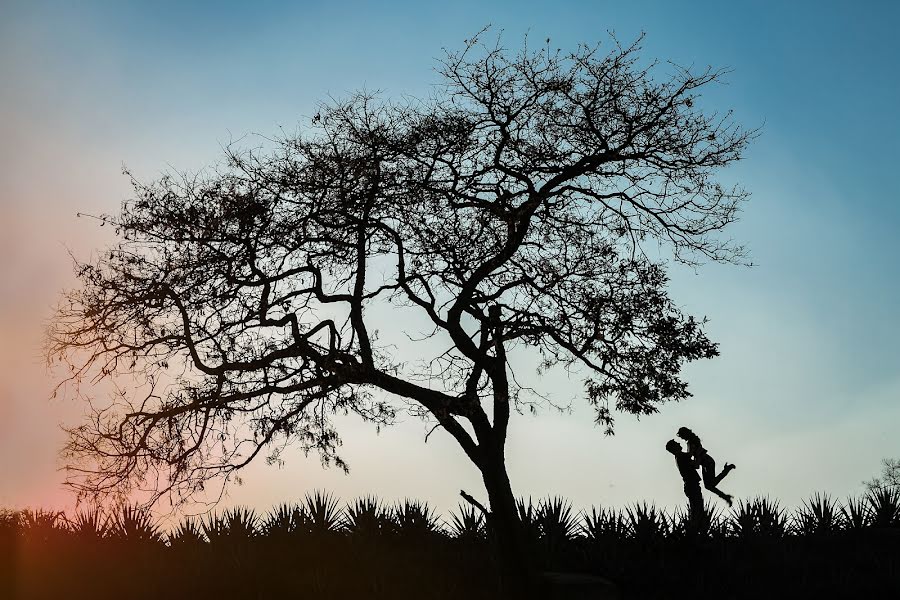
(667, 426, 736, 521)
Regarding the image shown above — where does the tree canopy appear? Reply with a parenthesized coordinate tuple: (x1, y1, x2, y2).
(49, 32, 754, 506)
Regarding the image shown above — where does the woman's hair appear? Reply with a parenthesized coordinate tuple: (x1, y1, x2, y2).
(677, 426, 702, 447)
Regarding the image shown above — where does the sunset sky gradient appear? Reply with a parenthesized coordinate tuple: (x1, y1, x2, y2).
(1, 0, 899, 518)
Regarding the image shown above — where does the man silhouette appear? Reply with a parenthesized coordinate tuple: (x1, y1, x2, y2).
(666, 439, 704, 529)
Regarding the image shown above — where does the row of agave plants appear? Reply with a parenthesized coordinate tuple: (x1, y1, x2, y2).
(576, 488, 900, 543)
(2, 486, 898, 547)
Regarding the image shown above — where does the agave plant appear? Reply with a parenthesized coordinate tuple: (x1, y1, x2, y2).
(793, 493, 843, 536)
(841, 496, 870, 531)
(344, 496, 393, 539)
(704, 502, 729, 538)
(303, 491, 343, 535)
(203, 507, 259, 545)
(68, 507, 109, 540)
(263, 502, 309, 538)
(866, 486, 900, 528)
(729, 498, 757, 539)
(447, 503, 486, 543)
(20, 509, 66, 543)
(0, 509, 21, 538)
(581, 506, 628, 543)
(754, 497, 788, 537)
(109, 504, 164, 545)
(535, 497, 578, 543)
(167, 517, 206, 547)
(625, 502, 670, 543)
(670, 501, 723, 539)
(393, 499, 443, 538)
(516, 497, 541, 544)
(729, 496, 787, 539)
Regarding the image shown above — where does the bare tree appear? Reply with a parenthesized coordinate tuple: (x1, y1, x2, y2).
(865, 458, 900, 492)
(49, 32, 755, 593)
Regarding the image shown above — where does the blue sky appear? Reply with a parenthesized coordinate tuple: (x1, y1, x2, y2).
(1, 0, 898, 515)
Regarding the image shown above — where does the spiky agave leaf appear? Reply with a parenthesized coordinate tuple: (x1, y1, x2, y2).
(0, 509, 21, 539)
(303, 491, 343, 535)
(394, 499, 443, 538)
(516, 497, 541, 543)
(671, 500, 723, 538)
(344, 496, 393, 538)
(793, 493, 843, 536)
(109, 504, 164, 544)
(263, 503, 309, 538)
(201, 512, 228, 545)
(447, 503, 486, 543)
(669, 506, 690, 538)
(728, 498, 757, 539)
(866, 486, 900, 528)
(20, 509, 66, 543)
(581, 506, 628, 543)
(625, 502, 670, 543)
(754, 497, 788, 538)
(704, 501, 729, 538)
(69, 507, 109, 540)
(203, 507, 259, 545)
(841, 496, 870, 531)
(167, 517, 205, 546)
(535, 496, 578, 543)
(730, 496, 788, 539)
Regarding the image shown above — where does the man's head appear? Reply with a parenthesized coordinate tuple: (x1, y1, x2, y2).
(666, 439, 682, 455)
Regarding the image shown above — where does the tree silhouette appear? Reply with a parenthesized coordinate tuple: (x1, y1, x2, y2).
(49, 31, 754, 594)
(865, 458, 900, 492)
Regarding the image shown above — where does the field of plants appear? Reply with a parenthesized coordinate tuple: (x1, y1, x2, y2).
(2, 488, 899, 599)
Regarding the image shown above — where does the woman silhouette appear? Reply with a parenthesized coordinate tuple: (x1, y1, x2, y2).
(677, 426, 736, 506)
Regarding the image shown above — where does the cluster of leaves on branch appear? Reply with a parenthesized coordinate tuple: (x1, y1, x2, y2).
(48, 31, 754, 504)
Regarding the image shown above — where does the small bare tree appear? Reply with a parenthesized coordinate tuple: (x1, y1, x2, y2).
(49, 32, 754, 593)
(865, 458, 900, 492)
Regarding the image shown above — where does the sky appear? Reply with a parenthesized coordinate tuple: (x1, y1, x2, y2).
(1, 0, 899, 520)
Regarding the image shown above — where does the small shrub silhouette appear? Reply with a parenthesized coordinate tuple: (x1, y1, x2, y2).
(167, 517, 205, 547)
(753, 497, 788, 538)
(108, 505, 164, 545)
(730, 496, 788, 539)
(262, 502, 308, 538)
(20, 509, 67, 544)
(670, 500, 724, 538)
(625, 502, 670, 544)
(203, 507, 259, 545)
(0, 509, 20, 538)
(866, 486, 900, 528)
(841, 495, 870, 530)
(302, 491, 343, 535)
(447, 502, 486, 543)
(535, 496, 579, 543)
(581, 506, 629, 543)
(793, 493, 843, 536)
(393, 499, 443, 539)
(344, 496, 394, 539)
(516, 497, 541, 544)
(69, 507, 109, 540)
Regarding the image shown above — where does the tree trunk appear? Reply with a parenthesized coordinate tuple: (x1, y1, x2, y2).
(479, 446, 536, 599)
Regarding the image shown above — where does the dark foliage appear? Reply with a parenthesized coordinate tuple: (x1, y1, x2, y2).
(448, 502, 487, 543)
(3, 490, 900, 598)
(108, 504, 164, 544)
(866, 486, 900, 528)
(393, 499, 443, 540)
(343, 496, 395, 539)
